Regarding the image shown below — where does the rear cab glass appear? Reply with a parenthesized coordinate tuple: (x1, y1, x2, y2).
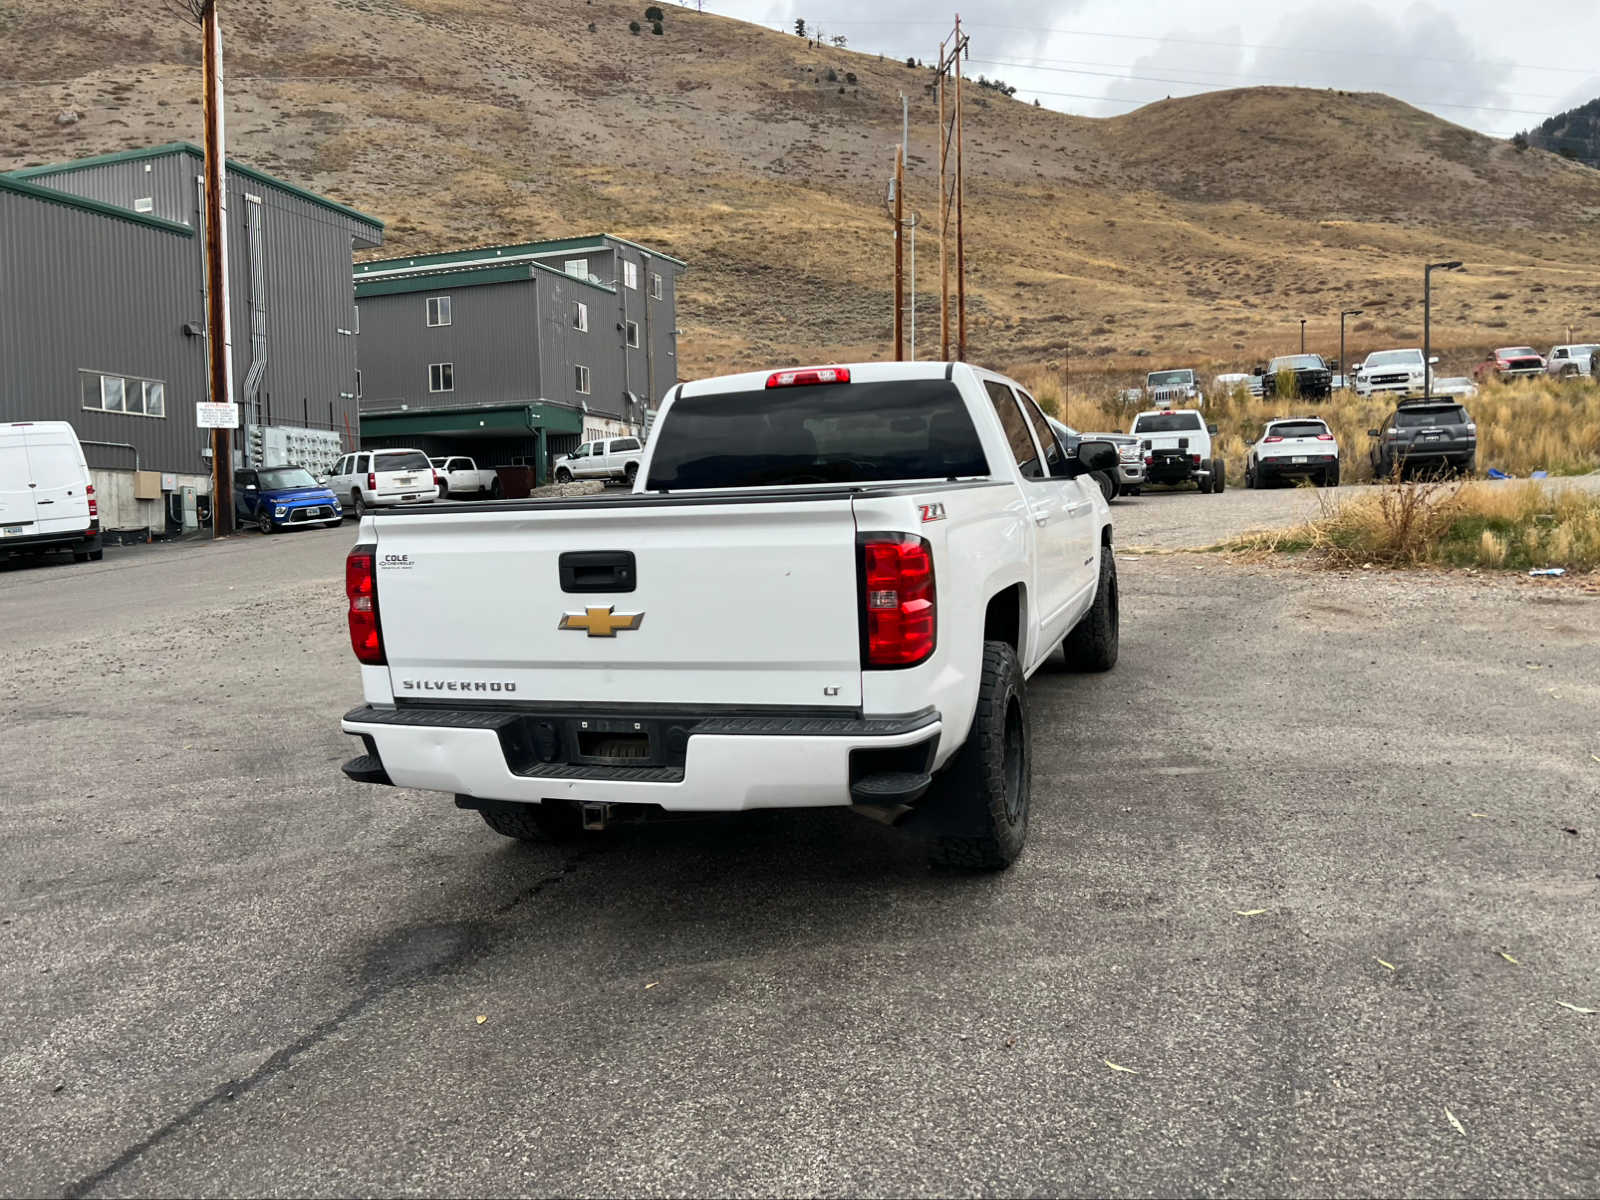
(1133, 412, 1204, 434)
(375, 451, 430, 472)
(646, 380, 989, 490)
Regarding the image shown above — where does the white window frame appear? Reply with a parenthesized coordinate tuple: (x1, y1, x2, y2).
(565, 258, 588, 279)
(575, 365, 591, 395)
(650, 271, 663, 300)
(78, 369, 168, 419)
(574, 301, 589, 332)
(626, 320, 640, 349)
(429, 362, 454, 393)
(623, 261, 639, 290)
(426, 296, 451, 327)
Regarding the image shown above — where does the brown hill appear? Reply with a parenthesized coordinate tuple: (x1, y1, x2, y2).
(4, 0, 1599, 383)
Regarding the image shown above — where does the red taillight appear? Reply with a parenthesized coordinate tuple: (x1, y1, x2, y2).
(861, 535, 935, 668)
(346, 547, 385, 664)
(86, 482, 97, 519)
(1191, 454, 1201, 466)
(1316, 433, 1334, 441)
(433, 470, 441, 487)
(1264, 435, 1283, 443)
(367, 471, 376, 491)
(1143, 455, 1153, 465)
(767, 366, 851, 388)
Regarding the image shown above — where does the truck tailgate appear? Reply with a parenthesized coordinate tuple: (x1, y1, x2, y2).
(371, 498, 865, 708)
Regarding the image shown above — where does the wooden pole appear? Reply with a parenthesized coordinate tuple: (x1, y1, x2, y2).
(938, 37, 949, 361)
(954, 14, 966, 363)
(202, 1, 235, 536)
(894, 145, 904, 361)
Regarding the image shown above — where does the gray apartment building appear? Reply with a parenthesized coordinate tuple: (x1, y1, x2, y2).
(1, 143, 383, 530)
(353, 236, 685, 481)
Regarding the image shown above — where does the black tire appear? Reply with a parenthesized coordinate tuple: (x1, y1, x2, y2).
(1063, 548, 1119, 672)
(924, 641, 1030, 872)
(437, 481, 449, 501)
(1095, 470, 1116, 503)
(352, 490, 367, 519)
(490, 477, 503, 498)
(72, 548, 90, 563)
(624, 462, 639, 486)
(1213, 459, 1226, 493)
(1125, 485, 1141, 497)
(256, 510, 274, 535)
(478, 800, 582, 844)
(1325, 465, 1340, 488)
(89, 549, 103, 561)
(555, 468, 572, 484)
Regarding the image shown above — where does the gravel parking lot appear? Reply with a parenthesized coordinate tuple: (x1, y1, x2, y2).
(3, 506, 1598, 1196)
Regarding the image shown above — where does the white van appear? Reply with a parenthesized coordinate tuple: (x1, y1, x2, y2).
(0, 421, 102, 562)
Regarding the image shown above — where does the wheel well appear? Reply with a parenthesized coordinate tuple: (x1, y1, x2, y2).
(983, 584, 1023, 652)
(1101, 525, 1113, 547)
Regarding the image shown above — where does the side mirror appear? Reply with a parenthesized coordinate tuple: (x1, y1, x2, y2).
(245, 484, 258, 491)
(1366, 428, 1381, 438)
(1207, 423, 1219, 435)
(1064, 438, 1119, 478)
(316, 477, 328, 485)
(1428, 355, 1440, 365)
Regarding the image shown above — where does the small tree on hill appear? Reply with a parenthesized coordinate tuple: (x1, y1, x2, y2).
(644, 5, 663, 20)
(629, 19, 640, 34)
(651, 19, 663, 34)
(1511, 130, 1529, 151)
(794, 18, 805, 37)
(830, 34, 847, 48)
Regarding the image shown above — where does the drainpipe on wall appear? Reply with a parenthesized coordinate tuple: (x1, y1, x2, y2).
(240, 194, 269, 464)
(642, 253, 654, 426)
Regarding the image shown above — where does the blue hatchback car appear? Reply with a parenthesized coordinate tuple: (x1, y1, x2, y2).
(233, 465, 344, 534)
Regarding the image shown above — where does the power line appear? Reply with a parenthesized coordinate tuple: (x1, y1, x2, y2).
(809, 17, 1600, 76)
(969, 57, 1559, 118)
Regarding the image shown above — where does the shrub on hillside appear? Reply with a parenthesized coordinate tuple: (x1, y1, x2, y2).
(629, 19, 640, 33)
(644, 5, 664, 20)
(652, 20, 663, 34)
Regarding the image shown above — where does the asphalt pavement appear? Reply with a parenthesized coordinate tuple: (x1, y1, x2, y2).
(2, 507, 1598, 1197)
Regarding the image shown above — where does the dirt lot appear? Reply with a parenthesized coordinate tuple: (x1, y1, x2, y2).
(2, 508, 1598, 1196)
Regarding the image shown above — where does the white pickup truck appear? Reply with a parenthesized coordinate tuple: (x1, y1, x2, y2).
(339, 362, 1122, 870)
(1130, 408, 1224, 492)
(429, 456, 498, 499)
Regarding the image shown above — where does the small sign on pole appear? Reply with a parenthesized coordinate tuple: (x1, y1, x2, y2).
(196, 401, 239, 429)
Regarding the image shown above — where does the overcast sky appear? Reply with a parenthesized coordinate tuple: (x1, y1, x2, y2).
(700, 0, 1599, 136)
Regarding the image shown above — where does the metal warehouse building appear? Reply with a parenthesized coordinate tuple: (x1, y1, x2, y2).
(1, 143, 383, 531)
(353, 236, 684, 482)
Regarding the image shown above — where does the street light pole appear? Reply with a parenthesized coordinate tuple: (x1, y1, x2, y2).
(1339, 309, 1363, 392)
(1423, 260, 1464, 400)
(1300, 318, 1306, 354)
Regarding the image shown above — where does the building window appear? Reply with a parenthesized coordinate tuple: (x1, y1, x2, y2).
(565, 258, 588, 279)
(575, 365, 591, 395)
(79, 370, 166, 418)
(574, 301, 588, 332)
(626, 321, 640, 349)
(650, 271, 663, 300)
(134, 197, 154, 214)
(355, 369, 363, 399)
(352, 305, 360, 334)
(429, 362, 454, 392)
(623, 261, 638, 290)
(426, 296, 451, 327)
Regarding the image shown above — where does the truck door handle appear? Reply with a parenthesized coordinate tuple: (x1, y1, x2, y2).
(559, 550, 637, 593)
(1033, 513, 1050, 525)
(37, 499, 54, 505)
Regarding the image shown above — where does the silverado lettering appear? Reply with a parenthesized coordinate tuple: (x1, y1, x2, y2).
(400, 680, 518, 693)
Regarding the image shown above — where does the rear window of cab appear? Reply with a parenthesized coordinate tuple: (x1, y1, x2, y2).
(1132, 412, 1204, 433)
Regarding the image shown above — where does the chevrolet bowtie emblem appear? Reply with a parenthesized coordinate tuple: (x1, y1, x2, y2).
(559, 606, 645, 637)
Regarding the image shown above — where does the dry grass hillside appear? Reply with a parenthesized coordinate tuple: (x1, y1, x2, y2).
(4, 0, 1600, 384)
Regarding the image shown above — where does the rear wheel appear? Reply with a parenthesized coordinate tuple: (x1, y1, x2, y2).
(1213, 460, 1226, 493)
(352, 491, 367, 519)
(1324, 464, 1340, 488)
(72, 548, 90, 563)
(624, 462, 639, 487)
(89, 548, 103, 561)
(924, 641, 1030, 872)
(437, 481, 449, 500)
(478, 801, 583, 844)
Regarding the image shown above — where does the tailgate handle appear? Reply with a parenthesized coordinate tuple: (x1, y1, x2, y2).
(559, 550, 636, 593)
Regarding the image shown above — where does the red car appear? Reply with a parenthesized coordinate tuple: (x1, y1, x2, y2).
(1473, 346, 1546, 382)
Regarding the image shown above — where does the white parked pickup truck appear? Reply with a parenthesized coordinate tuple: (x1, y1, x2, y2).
(429, 456, 498, 499)
(339, 362, 1122, 870)
(552, 435, 645, 486)
(1129, 408, 1224, 492)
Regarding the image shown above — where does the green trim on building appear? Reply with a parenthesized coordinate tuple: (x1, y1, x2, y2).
(354, 259, 618, 298)
(7, 141, 384, 234)
(0, 172, 195, 236)
(354, 233, 688, 276)
(359, 403, 584, 438)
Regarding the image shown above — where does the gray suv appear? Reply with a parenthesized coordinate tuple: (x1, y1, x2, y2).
(1368, 399, 1477, 480)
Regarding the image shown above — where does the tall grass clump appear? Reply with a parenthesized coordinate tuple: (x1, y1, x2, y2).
(1231, 480, 1600, 570)
(1007, 364, 1600, 483)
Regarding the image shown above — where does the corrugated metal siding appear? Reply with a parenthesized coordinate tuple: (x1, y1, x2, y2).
(357, 281, 538, 413)
(0, 187, 209, 475)
(536, 270, 630, 422)
(25, 155, 196, 226)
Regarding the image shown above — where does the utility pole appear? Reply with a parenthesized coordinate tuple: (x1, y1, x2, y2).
(901, 92, 918, 362)
(936, 15, 969, 361)
(1423, 259, 1464, 399)
(1339, 308, 1363, 391)
(1299, 318, 1306, 354)
(201, 0, 234, 536)
(894, 144, 904, 360)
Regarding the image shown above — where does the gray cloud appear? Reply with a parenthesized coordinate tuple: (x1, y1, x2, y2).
(1102, 27, 1246, 108)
